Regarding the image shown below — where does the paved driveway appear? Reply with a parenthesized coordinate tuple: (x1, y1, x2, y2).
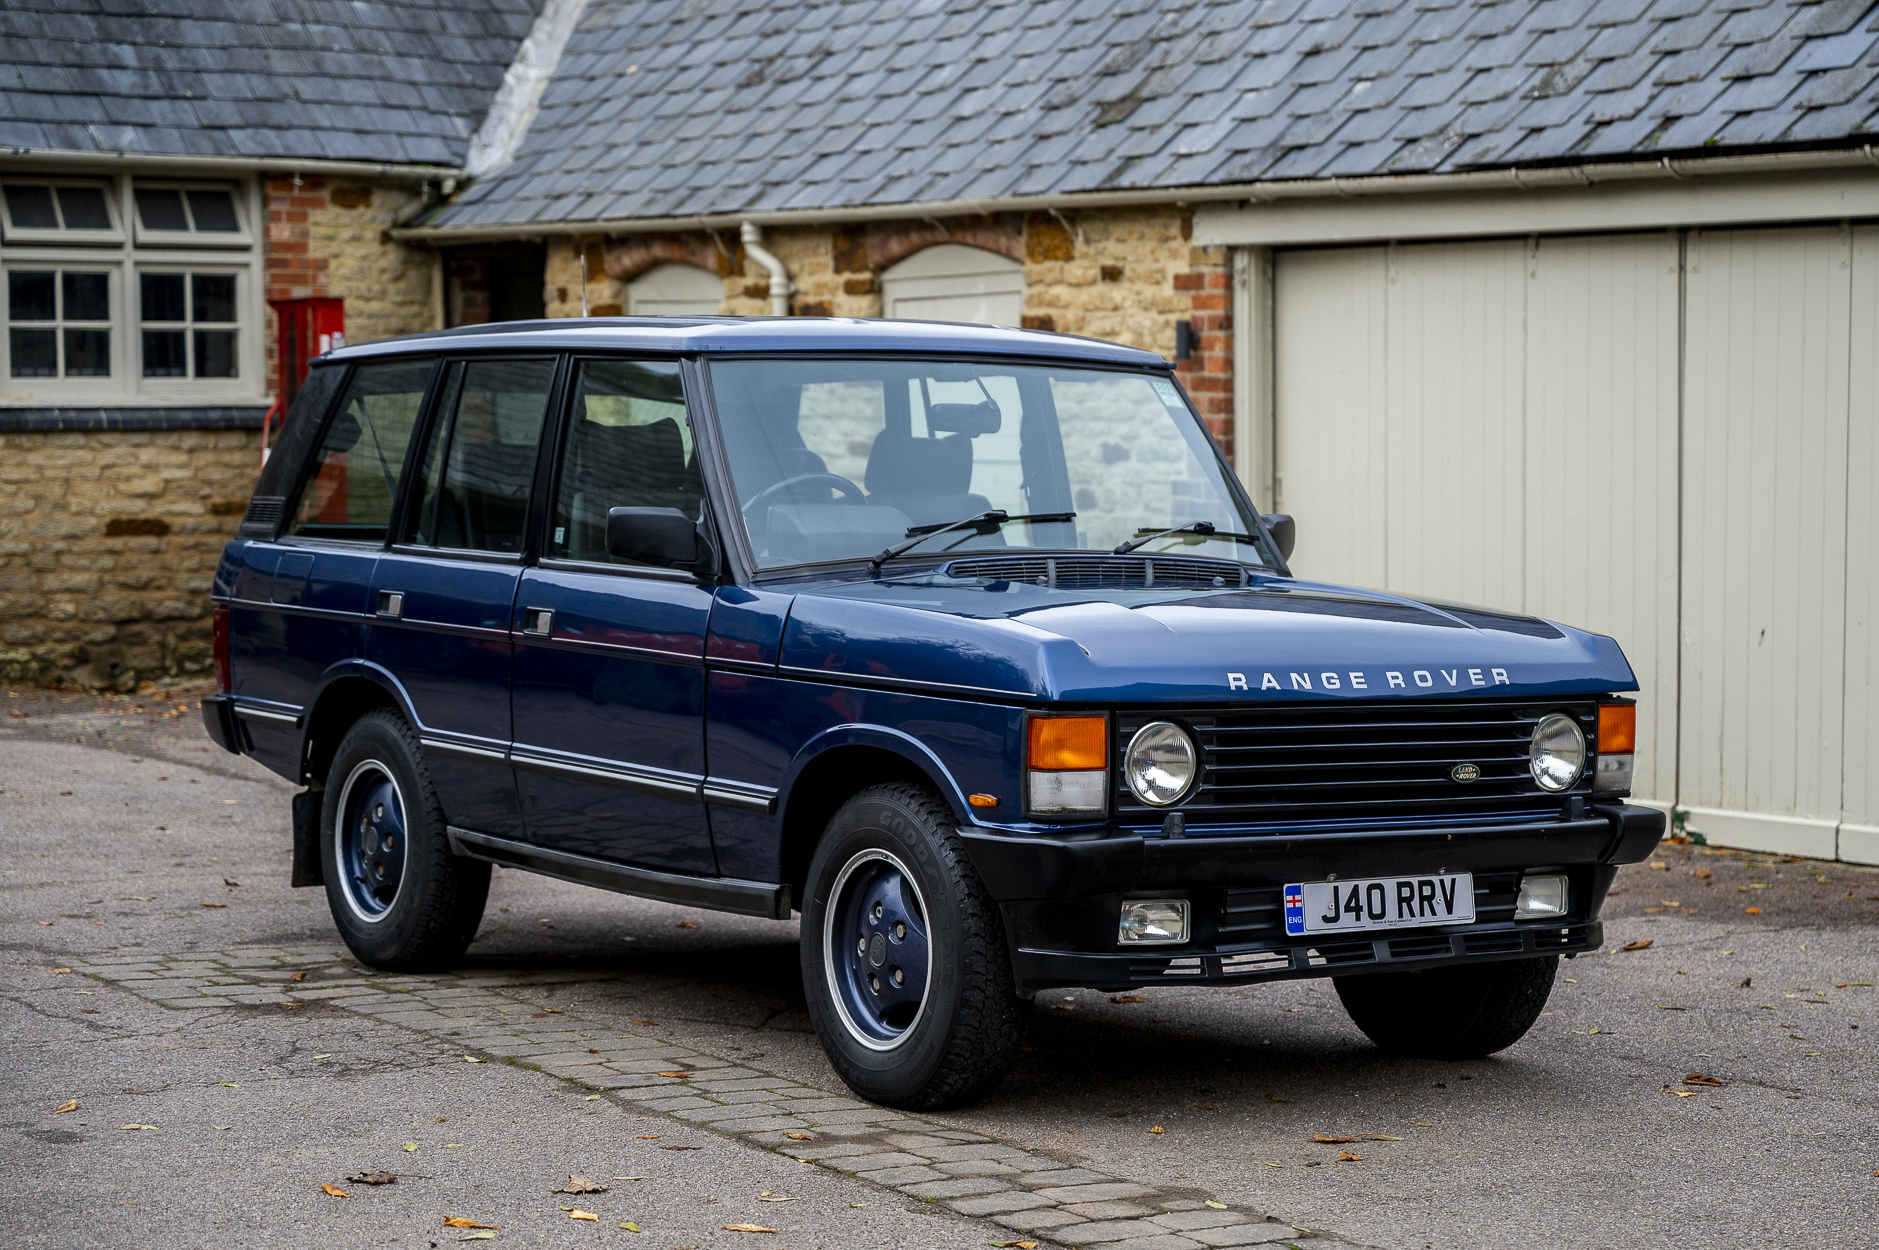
(3, 684, 1874, 1249)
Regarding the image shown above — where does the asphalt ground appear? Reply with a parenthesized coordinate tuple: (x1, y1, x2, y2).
(4, 682, 1876, 1249)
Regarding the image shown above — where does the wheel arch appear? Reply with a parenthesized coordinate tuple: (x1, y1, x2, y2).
(300, 667, 410, 788)
(777, 729, 971, 903)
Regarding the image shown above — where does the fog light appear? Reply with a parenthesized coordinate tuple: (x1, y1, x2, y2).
(1118, 899, 1189, 945)
(1514, 874, 1569, 920)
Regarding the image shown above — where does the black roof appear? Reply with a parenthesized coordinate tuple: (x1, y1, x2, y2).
(431, 0, 1879, 229)
(0, 0, 543, 167)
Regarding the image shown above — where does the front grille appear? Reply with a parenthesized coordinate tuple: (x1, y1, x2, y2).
(945, 554, 1248, 590)
(1117, 701, 1597, 831)
(1122, 922, 1596, 983)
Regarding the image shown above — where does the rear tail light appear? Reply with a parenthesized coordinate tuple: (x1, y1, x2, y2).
(1594, 701, 1635, 796)
(212, 606, 232, 691)
(1026, 714, 1107, 817)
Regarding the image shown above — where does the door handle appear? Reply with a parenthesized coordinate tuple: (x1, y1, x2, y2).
(521, 607, 554, 636)
(376, 591, 403, 618)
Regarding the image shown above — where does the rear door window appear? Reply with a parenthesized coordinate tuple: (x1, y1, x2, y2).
(288, 358, 435, 543)
(403, 357, 557, 554)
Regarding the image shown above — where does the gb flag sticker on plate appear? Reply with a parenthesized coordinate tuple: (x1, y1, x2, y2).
(1283, 873, 1475, 936)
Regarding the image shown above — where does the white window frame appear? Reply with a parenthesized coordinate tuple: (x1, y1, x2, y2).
(0, 178, 125, 247)
(2, 262, 122, 385)
(129, 180, 254, 249)
(0, 171, 266, 406)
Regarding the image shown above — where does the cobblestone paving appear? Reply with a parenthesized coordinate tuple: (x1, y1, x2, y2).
(70, 945, 1360, 1250)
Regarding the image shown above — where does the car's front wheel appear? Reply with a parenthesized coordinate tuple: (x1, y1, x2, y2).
(320, 709, 489, 971)
(1334, 955, 1558, 1059)
(799, 783, 1023, 1110)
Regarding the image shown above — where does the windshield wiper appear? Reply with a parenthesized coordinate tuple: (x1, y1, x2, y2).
(868, 510, 1076, 576)
(1114, 520, 1267, 556)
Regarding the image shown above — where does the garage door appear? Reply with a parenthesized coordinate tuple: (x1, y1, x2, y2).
(1272, 234, 1681, 809)
(1269, 225, 1876, 860)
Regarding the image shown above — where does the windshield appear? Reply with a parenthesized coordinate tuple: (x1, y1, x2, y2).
(708, 358, 1272, 572)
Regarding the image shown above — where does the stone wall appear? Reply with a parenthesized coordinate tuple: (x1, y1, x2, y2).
(0, 429, 260, 687)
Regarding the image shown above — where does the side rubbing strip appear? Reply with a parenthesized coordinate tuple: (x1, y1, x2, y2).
(508, 750, 700, 799)
(233, 704, 302, 728)
(701, 781, 778, 814)
(419, 736, 509, 763)
(446, 827, 790, 920)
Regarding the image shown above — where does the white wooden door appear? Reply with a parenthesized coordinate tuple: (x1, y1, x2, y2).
(1845, 226, 1879, 863)
(1679, 226, 1852, 859)
(625, 262, 722, 315)
(880, 244, 1023, 327)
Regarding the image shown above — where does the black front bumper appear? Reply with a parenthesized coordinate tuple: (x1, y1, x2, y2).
(960, 803, 1664, 994)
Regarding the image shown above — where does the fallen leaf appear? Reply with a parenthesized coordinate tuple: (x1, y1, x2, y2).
(990, 1242, 1039, 1249)
(36, 921, 52, 926)
(620, 1222, 641, 1232)
(50, 968, 71, 974)
(1204, 1201, 1228, 1210)
(556, 1176, 609, 1194)
(782, 1132, 814, 1141)
(459, 1234, 496, 1243)
(321, 1184, 349, 1198)
(53, 1100, 77, 1115)
(1694, 869, 1711, 878)
(676, 921, 703, 929)
(1736, 977, 1752, 988)
(1620, 939, 1653, 951)
(348, 1171, 397, 1185)
(1683, 1073, 1727, 1087)
(223, 877, 240, 887)
(756, 1195, 799, 1202)
(1110, 995, 1147, 1003)
(219, 1081, 238, 1087)
(463, 1056, 486, 1064)
(443, 1217, 500, 1229)
(631, 1019, 655, 1026)
(661, 1145, 702, 1151)
(119, 1124, 158, 1130)
(1649, 861, 1668, 870)
(720, 1225, 777, 1234)
(1264, 1093, 1289, 1104)
(403, 1141, 419, 1152)
(585, 1094, 605, 1101)
(201, 902, 227, 909)
(531, 1009, 564, 1017)
(569, 1209, 599, 1221)
(656, 1071, 692, 1079)
(1309, 1135, 1362, 1144)
(1148, 1125, 1165, 1134)
(1745, 907, 1763, 914)
(214, 1125, 231, 1130)
(612, 1177, 645, 1181)
(1262, 1161, 1284, 1168)
(290, 971, 306, 982)
(1336, 1153, 1363, 1162)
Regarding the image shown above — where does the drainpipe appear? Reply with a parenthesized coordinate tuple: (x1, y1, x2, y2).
(740, 221, 793, 317)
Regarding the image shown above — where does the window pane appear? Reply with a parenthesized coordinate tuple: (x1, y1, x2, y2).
(140, 273, 185, 323)
(63, 328, 110, 376)
(193, 329, 237, 378)
(551, 359, 699, 566)
(57, 187, 111, 230)
(414, 359, 553, 553)
(9, 271, 55, 321)
(135, 188, 188, 232)
(143, 330, 187, 377)
(63, 272, 109, 322)
(187, 189, 239, 232)
(192, 273, 235, 323)
(8, 328, 56, 377)
(288, 359, 434, 542)
(5, 185, 57, 229)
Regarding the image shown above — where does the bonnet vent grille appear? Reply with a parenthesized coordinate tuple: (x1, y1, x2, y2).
(945, 555, 1248, 590)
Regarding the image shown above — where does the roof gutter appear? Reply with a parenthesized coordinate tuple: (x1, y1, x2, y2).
(2, 147, 453, 185)
(387, 146, 1879, 244)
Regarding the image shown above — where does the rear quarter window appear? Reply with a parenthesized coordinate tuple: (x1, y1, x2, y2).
(287, 358, 435, 543)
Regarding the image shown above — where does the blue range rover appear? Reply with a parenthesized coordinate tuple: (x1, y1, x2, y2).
(206, 317, 1663, 1108)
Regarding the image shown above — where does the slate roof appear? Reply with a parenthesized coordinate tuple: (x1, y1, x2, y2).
(431, 0, 1879, 229)
(0, 0, 544, 167)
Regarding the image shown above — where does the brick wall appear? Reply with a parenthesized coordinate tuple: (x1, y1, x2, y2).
(0, 430, 259, 687)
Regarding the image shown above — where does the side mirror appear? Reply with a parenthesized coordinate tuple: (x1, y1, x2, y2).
(1260, 513, 1295, 562)
(606, 507, 711, 576)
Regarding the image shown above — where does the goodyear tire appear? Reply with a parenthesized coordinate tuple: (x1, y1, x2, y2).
(320, 709, 489, 972)
(800, 783, 1023, 1110)
(1334, 955, 1558, 1059)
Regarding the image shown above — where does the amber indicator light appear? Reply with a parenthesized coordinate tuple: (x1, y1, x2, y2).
(1598, 703, 1636, 754)
(1028, 716, 1107, 771)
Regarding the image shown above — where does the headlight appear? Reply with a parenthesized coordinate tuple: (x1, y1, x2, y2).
(1529, 713, 1587, 792)
(1124, 721, 1197, 806)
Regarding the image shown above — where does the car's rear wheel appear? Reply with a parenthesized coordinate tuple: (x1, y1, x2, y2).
(321, 709, 489, 971)
(1334, 955, 1557, 1059)
(799, 783, 1023, 1110)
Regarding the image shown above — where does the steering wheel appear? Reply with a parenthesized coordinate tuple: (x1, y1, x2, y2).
(740, 472, 865, 521)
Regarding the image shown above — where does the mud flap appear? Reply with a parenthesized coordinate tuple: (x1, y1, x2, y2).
(291, 789, 324, 888)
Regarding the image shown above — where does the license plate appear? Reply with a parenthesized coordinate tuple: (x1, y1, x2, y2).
(1283, 873, 1476, 936)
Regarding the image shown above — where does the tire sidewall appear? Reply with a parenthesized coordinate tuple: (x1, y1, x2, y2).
(800, 789, 971, 1104)
(320, 712, 448, 967)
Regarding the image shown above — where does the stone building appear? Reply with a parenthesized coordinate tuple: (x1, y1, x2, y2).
(6, 0, 1879, 860)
